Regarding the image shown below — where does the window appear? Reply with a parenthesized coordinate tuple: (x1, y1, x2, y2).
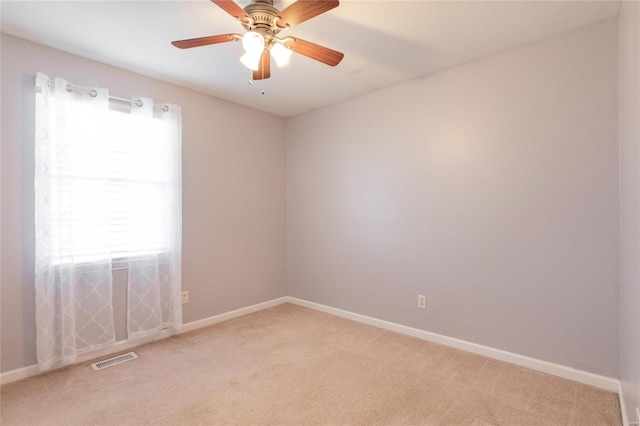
(34, 73, 183, 369)
(36, 79, 181, 266)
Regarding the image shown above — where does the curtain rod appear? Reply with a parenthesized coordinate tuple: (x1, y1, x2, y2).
(45, 81, 170, 112)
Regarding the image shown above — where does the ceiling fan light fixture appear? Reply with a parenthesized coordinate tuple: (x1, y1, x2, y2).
(171, 0, 345, 81)
(240, 51, 262, 71)
(270, 42, 292, 68)
(242, 31, 265, 54)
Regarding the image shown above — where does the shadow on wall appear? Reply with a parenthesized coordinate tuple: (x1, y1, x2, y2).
(20, 73, 37, 368)
(299, 14, 432, 77)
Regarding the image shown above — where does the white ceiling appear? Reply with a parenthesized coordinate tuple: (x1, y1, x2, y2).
(1, 0, 620, 117)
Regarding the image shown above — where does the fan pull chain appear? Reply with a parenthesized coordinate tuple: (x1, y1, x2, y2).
(247, 78, 263, 95)
(246, 53, 266, 95)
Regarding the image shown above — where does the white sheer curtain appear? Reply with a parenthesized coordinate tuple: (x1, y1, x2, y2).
(35, 73, 115, 369)
(34, 73, 183, 370)
(126, 98, 183, 340)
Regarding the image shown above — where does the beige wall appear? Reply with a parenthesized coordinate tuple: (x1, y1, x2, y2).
(0, 16, 625, 383)
(0, 34, 287, 372)
(619, 0, 640, 421)
(286, 19, 619, 377)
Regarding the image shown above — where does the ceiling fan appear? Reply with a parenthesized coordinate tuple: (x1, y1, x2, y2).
(171, 0, 344, 81)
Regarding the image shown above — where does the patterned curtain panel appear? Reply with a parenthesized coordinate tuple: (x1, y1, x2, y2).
(126, 98, 183, 340)
(34, 73, 116, 369)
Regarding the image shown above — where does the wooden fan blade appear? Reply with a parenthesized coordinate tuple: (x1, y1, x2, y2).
(172, 34, 240, 49)
(277, 0, 339, 29)
(210, 0, 249, 23)
(286, 37, 344, 66)
(252, 51, 271, 80)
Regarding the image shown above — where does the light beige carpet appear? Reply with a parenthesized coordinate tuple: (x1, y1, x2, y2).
(0, 303, 621, 425)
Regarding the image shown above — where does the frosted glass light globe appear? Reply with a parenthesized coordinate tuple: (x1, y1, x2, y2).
(270, 42, 292, 68)
(242, 31, 264, 54)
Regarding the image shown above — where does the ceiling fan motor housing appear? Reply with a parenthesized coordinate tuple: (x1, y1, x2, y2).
(243, 0, 284, 45)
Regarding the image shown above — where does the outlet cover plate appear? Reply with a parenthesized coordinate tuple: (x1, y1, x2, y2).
(417, 295, 426, 309)
(181, 291, 189, 304)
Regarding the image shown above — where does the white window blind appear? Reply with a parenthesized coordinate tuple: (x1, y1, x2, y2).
(43, 96, 178, 265)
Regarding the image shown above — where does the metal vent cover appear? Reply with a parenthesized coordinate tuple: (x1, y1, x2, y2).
(91, 352, 138, 371)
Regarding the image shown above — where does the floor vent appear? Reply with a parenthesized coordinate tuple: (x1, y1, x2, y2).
(91, 352, 138, 371)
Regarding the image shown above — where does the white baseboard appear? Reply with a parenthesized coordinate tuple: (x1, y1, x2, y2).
(0, 296, 289, 385)
(179, 296, 288, 334)
(285, 296, 620, 393)
(619, 381, 630, 426)
(1, 295, 620, 399)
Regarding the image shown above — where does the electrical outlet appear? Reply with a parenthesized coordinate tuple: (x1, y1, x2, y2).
(181, 291, 189, 304)
(417, 294, 426, 309)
